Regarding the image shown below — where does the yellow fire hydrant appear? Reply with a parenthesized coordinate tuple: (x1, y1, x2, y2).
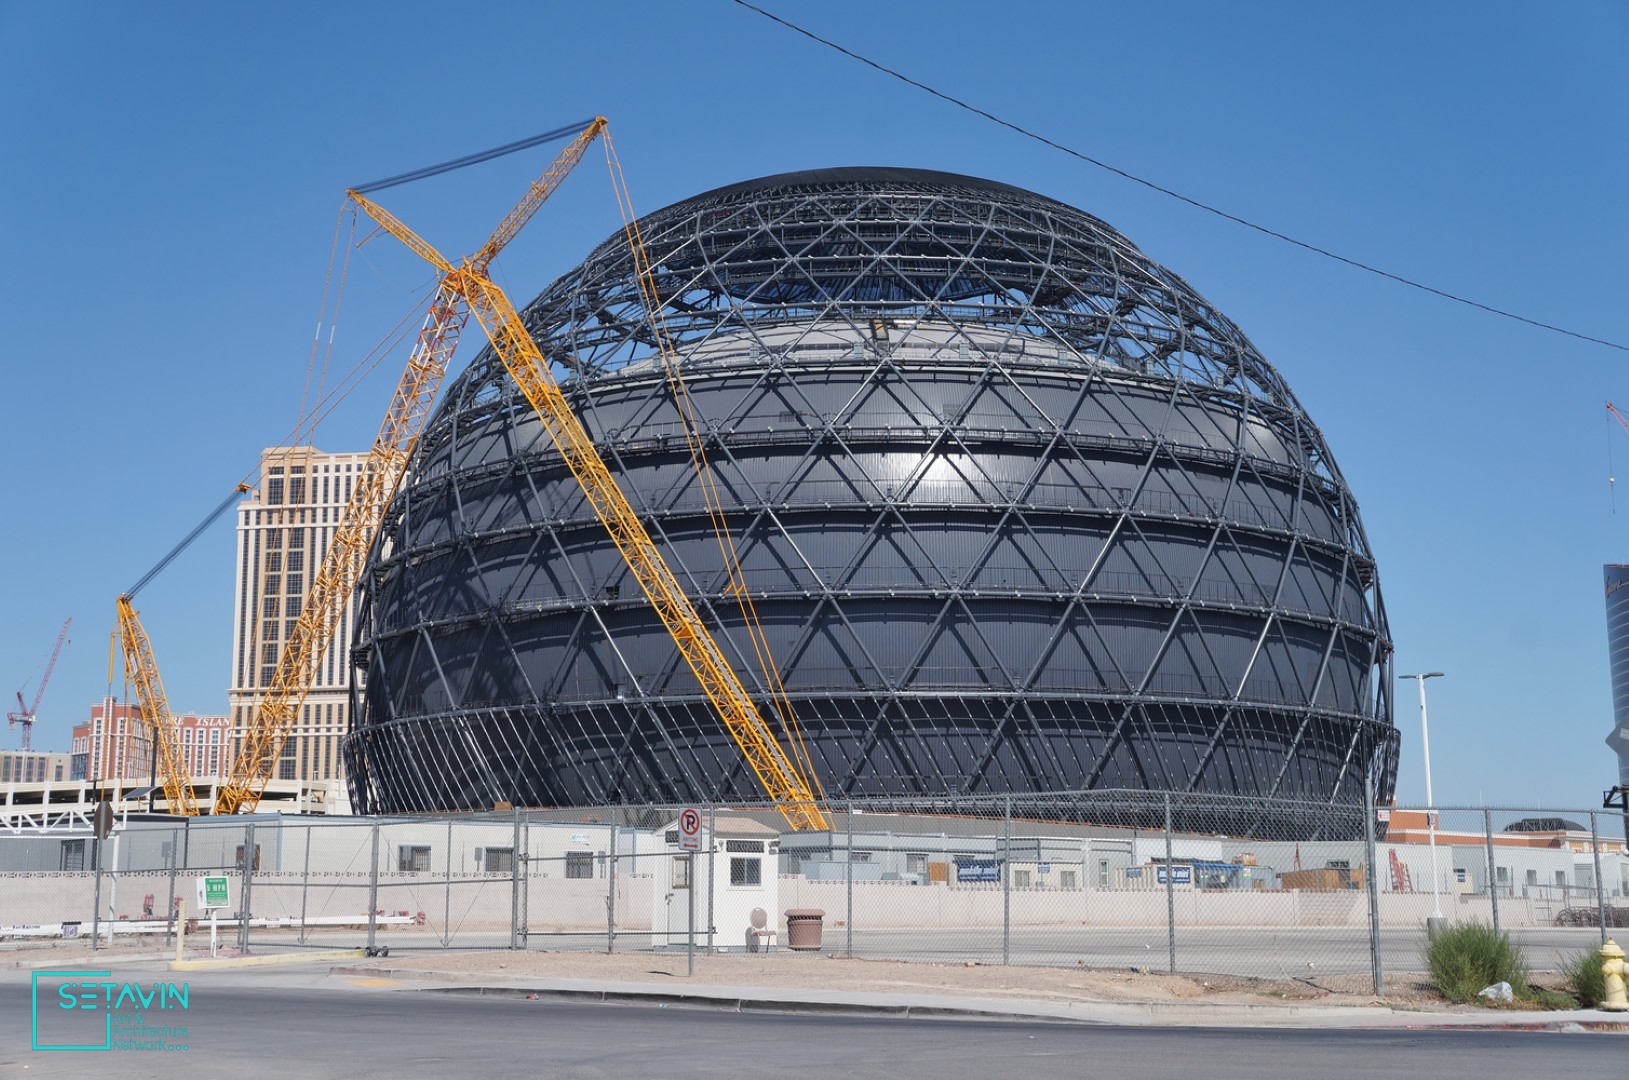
(1602, 939, 1628, 1011)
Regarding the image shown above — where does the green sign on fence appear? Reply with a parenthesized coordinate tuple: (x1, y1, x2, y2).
(196, 875, 230, 910)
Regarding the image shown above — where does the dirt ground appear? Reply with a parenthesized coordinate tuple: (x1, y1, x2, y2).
(348, 947, 1560, 1013)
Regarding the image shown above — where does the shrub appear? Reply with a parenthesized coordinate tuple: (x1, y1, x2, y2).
(1424, 922, 1530, 1004)
(1562, 947, 1606, 1008)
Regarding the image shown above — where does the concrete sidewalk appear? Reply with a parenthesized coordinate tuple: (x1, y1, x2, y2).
(10, 944, 1622, 1031)
(327, 961, 1628, 1032)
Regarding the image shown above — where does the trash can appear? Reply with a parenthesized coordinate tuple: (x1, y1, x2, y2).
(784, 908, 825, 951)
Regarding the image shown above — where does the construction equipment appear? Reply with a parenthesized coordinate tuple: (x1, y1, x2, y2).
(213, 120, 607, 815)
(115, 484, 250, 815)
(348, 126, 828, 830)
(8, 618, 71, 752)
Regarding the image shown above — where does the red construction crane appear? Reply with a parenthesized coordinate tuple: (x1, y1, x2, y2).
(9, 618, 71, 752)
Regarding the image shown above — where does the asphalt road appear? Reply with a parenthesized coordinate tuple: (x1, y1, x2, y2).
(0, 979, 1612, 1080)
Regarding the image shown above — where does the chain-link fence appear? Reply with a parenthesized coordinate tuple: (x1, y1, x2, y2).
(3, 793, 1623, 994)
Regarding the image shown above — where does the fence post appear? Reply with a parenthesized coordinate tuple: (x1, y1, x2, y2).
(606, 808, 618, 954)
(165, 826, 180, 948)
(845, 803, 854, 959)
(509, 810, 522, 950)
(239, 821, 256, 955)
(91, 835, 103, 951)
(1002, 795, 1012, 966)
(1163, 794, 1176, 974)
(298, 823, 312, 947)
(443, 818, 453, 948)
(1482, 809, 1499, 936)
(1365, 771, 1383, 998)
(1593, 812, 1609, 945)
(368, 821, 381, 953)
(706, 804, 716, 953)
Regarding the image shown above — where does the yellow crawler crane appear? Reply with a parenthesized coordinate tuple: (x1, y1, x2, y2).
(349, 136, 829, 831)
(114, 484, 250, 815)
(215, 120, 608, 815)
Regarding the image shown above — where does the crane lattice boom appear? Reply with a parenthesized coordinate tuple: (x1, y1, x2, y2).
(213, 286, 468, 814)
(457, 268, 829, 830)
(347, 120, 827, 830)
(114, 599, 198, 814)
(114, 484, 248, 815)
(215, 119, 609, 816)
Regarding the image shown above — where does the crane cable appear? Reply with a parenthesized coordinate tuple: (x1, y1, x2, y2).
(728, 0, 1629, 355)
(603, 136, 826, 797)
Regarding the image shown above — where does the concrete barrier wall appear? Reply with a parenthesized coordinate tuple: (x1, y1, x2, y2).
(0, 870, 655, 936)
(777, 877, 1562, 930)
(0, 872, 1574, 939)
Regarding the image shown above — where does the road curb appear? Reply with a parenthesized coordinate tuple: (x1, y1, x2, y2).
(6, 951, 174, 971)
(419, 984, 1090, 1024)
(170, 949, 367, 971)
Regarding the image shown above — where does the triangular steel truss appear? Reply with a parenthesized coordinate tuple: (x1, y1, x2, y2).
(342, 168, 1397, 838)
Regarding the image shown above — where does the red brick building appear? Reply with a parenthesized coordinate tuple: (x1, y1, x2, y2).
(71, 699, 231, 784)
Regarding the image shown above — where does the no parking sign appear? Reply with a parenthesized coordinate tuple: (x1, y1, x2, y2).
(678, 807, 702, 851)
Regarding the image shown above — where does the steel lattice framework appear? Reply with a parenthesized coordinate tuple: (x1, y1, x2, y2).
(342, 167, 1398, 836)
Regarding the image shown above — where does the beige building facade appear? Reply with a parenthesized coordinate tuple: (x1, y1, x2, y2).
(229, 446, 368, 796)
(0, 749, 71, 786)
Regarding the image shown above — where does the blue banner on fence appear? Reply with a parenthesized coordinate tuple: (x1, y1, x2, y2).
(955, 859, 1000, 883)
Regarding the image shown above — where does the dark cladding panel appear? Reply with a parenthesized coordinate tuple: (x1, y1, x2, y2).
(344, 167, 1396, 838)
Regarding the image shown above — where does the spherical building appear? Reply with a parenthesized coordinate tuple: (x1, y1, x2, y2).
(342, 167, 1398, 831)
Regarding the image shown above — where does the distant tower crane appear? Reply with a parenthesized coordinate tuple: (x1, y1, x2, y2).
(8, 618, 71, 752)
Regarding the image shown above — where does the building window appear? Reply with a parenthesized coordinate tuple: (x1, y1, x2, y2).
(236, 844, 262, 872)
(482, 847, 514, 873)
(398, 846, 431, 872)
(729, 857, 762, 887)
(566, 852, 595, 879)
(1014, 869, 1032, 888)
(1060, 870, 1078, 889)
(61, 839, 86, 871)
(672, 855, 691, 889)
(1099, 859, 1110, 887)
(906, 853, 928, 876)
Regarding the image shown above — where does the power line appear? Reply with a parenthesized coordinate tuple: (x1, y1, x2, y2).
(729, 0, 1627, 354)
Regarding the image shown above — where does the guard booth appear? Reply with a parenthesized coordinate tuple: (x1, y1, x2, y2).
(651, 814, 781, 951)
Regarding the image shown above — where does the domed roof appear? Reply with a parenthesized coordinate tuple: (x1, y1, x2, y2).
(485, 166, 1297, 409)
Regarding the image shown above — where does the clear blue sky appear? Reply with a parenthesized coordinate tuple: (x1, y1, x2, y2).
(1, 1, 1623, 811)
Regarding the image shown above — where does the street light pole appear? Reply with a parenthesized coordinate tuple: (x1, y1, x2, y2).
(1399, 672, 1446, 926)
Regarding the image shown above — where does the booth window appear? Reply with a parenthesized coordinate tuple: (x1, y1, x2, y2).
(398, 845, 431, 872)
(730, 857, 762, 886)
(566, 852, 595, 879)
